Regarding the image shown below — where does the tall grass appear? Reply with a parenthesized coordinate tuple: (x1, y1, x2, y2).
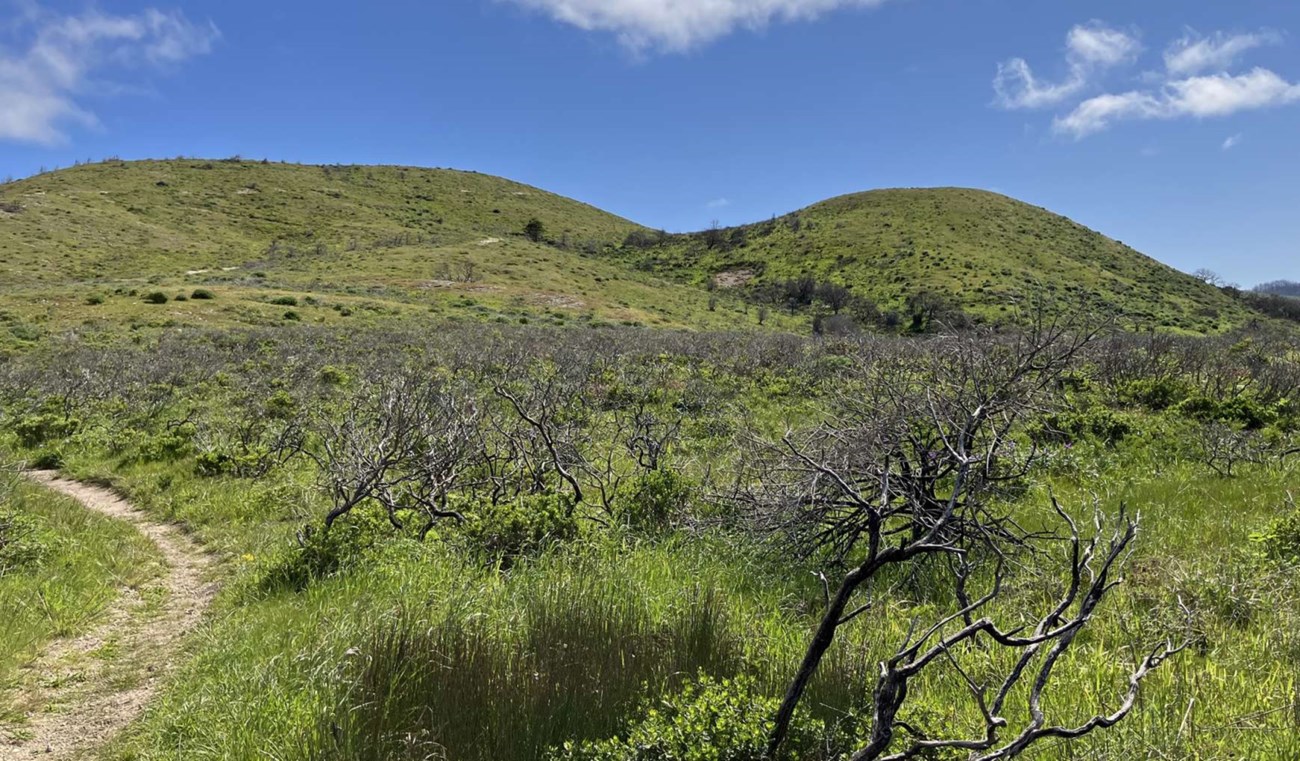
(0, 480, 162, 689)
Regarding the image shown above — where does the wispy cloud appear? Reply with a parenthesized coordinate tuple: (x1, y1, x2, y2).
(1222, 133, 1243, 150)
(994, 21, 1140, 109)
(0, 5, 219, 145)
(1165, 30, 1281, 76)
(1054, 68, 1300, 138)
(995, 21, 1300, 139)
(705, 197, 731, 209)
(504, 0, 890, 53)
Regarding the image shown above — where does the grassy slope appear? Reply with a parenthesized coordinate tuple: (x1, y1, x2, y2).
(0, 160, 785, 347)
(0, 162, 1266, 348)
(617, 188, 1256, 333)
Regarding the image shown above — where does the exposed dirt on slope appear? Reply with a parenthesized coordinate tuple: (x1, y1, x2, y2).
(0, 472, 216, 760)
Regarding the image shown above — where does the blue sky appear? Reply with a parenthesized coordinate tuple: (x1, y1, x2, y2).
(1, 0, 1298, 285)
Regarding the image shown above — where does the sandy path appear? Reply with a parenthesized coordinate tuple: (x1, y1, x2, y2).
(0, 472, 216, 760)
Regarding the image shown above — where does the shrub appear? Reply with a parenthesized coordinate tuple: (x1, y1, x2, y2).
(85, 293, 106, 306)
(1254, 496, 1300, 563)
(271, 295, 299, 307)
(556, 673, 829, 761)
(1033, 408, 1135, 446)
(191, 288, 216, 300)
(460, 492, 578, 561)
(142, 291, 169, 304)
(0, 508, 49, 578)
(283, 310, 301, 321)
(13, 414, 79, 448)
(1118, 378, 1189, 411)
(260, 506, 392, 592)
(617, 469, 692, 530)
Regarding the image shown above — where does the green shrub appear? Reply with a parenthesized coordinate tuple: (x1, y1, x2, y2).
(190, 288, 216, 300)
(617, 469, 693, 530)
(556, 673, 828, 761)
(283, 310, 301, 321)
(1253, 497, 1300, 563)
(30, 450, 64, 470)
(1033, 408, 1134, 446)
(174, 293, 188, 302)
(1118, 378, 1189, 411)
(142, 291, 169, 304)
(270, 295, 299, 307)
(85, 293, 106, 306)
(461, 492, 578, 561)
(260, 506, 392, 592)
(1174, 395, 1276, 430)
(0, 502, 50, 578)
(13, 414, 79, 448)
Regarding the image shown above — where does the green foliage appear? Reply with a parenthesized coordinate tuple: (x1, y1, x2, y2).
(461, 492, 579, 561)
(191, 288, 216, 300)
(1117, 377, 1190, 411)
(143, 290, 170, 304)
(556, 673, 827, 761)
(525, 218, 546, 243)
(271, 295, 299, 307)
(1173, 394, 1277, 430)
(616, 469, 692, 530)
(85, 293, 106, 306)
(1253, 497, 1300, 563)
(261, 507, 393, 592)
(1034, 407, 1135, 446)
(13, 413, 79, 448)
(0, 507, 49, 577)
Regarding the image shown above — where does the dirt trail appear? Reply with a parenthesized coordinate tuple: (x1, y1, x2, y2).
(0, 472, 216, 760)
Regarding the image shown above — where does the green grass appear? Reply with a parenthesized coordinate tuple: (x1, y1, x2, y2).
(0, 478, 163, 689)
(612, 188, 1258, 333)
(56, 434, 1296, 760)
(0, 162, 1269, 352)
(0, 160, 803, 349)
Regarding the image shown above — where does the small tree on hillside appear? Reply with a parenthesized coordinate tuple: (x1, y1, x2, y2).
(524, 218, 546, 243)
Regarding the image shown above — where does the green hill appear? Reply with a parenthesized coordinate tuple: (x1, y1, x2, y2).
(0, 161, 1264, 346)
(615, 188, 1255, 333)
(0, 159, 776, 347)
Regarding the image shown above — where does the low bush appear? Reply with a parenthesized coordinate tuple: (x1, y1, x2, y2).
(460, 492, 579, 562)
(1254, 495, 1300, 563)
(143, 291, 169, 304)
(556, 673, 832, 761)
(616, 469, 692, 530)
(271, 295, 299, 307)
(190, 288, 216, 300)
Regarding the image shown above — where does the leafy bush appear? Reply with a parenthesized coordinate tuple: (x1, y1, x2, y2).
(270, 295, 299, 307)
(1174, 395, 1276, 430)
(85, 293, 106, 305)
(13, 413, 79, 448)
(143, 291, 169, 304)
(283, 310, 301, 321)
(191, 288, 216, 300)
(1253, 496, 1300, 563)
(1033, 407, 1134, 446)
(461, 492, 578, 561)
(260, 507, 393, 592)
(555, 673, 829, 761)
(617, 469, 693, 530)
(1117, 378, 1189, 411)
(0, 509, 49, 578)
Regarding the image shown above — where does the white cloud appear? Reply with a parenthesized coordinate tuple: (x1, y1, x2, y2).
(0, 6, 218, 145)
(994, 21, 1139, 109)
(1222, 133, 1243, 150)
(1053, 68, 1300, 138)
(505, 0, 889, 52)
(1165, 30, 1280, 76)
(1068, 21, 1142, 67)
(705, 198, 731, 209)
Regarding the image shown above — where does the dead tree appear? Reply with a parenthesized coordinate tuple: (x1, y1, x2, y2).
(730, 316, 1179, 757)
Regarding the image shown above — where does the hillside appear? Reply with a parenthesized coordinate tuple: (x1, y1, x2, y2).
(0, 160, 777, 348)
(0, 161, 1267, 347)
(615, 188, 1256, 333)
